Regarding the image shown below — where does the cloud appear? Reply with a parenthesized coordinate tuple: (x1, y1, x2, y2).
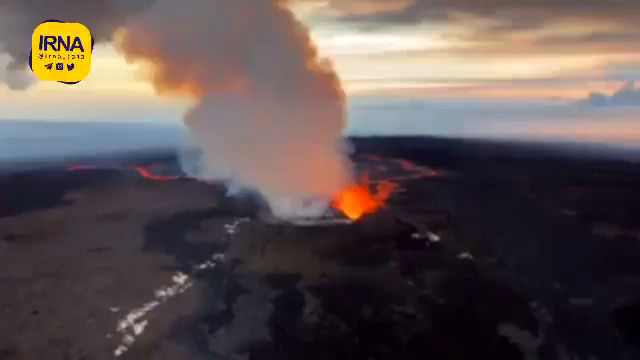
(320, 0, 640, 23)
(604, 63, 640, 82)
(317, 0, 414, 16)
(586, 80, 640, 107)
(313, 0, 640, 46)
(536, 32, 640, 47)
(0, 53, 31, 90)
(304, 0, 640, 66)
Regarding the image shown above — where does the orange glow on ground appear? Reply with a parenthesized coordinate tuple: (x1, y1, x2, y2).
(67, 164, 178, 182)
(331, 175, 398, 220)
(131, 166, 179, 181)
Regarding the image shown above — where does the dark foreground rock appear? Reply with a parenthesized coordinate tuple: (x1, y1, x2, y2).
(2, 138, 640, 359)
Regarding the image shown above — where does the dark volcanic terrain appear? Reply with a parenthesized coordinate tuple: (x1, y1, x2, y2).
(1, 137, 640, 359)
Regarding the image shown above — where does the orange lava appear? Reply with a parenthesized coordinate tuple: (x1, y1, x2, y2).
(67, 164, 178, 182)
(331, 175, 398, 220)
(131, 167, 178, 181)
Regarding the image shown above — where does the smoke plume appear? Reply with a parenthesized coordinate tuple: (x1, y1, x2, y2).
(0, 0, 354, 218)
(116, 0, 354, 218)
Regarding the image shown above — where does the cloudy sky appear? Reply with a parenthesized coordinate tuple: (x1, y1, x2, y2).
(0, 0, 639, 144)
(302, 0, 640, 98)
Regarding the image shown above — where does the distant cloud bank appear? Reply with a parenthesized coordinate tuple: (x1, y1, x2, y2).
(586, 80, 640, 107)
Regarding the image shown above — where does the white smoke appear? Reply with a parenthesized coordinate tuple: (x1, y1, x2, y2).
(117, 0, 354, 219)
(1, 0, 354, 218)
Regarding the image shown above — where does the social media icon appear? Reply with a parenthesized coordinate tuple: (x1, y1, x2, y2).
(55, 63, 63, 70)
(45, 63, 53, 70)
(67, 63, 75, 71)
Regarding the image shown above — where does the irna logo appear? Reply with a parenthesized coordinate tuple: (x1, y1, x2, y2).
(38, 35, 85, 52)
(31, 20, 93, 84)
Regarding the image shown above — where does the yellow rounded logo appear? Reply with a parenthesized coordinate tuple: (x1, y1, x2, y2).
(31, 21, 92, 84)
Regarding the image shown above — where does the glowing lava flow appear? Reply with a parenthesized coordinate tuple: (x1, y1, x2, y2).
(67, 164, 178, 182)
(131, 167, 178, 181)
(331, 156, 450, 220)
(331, 175, 398, 221)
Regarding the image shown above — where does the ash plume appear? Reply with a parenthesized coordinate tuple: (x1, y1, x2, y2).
(1, 0, 354, 218)
(116, 0, 354, 218)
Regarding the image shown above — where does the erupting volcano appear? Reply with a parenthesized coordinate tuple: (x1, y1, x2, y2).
(3, 0, 438, 222)
(115, 0, 354, 220)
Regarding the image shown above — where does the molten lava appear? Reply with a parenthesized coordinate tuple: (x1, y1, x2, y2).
(131, 167, 178, 181)
(67, 164, 178, 182)
(331, 175, 398, 220)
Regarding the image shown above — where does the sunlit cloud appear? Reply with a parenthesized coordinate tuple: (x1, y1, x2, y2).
(0, 44, 190, 122)
(298, 0, 640, 98)
(1, 0, 640, 119)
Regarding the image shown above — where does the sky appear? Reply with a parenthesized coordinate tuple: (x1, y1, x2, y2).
(1, 0, 639, 144)
(301, 0, 640, 99)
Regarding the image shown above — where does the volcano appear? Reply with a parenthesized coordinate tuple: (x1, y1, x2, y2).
(2, 137, 640, 359)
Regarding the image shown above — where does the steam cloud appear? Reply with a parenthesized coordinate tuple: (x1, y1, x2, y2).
(0, 0, 354, 218)
(115, 0, 354, 218)
(116, 0, 354, 218)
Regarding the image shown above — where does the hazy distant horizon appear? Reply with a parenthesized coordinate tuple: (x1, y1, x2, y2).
(3, 96, 640, 165)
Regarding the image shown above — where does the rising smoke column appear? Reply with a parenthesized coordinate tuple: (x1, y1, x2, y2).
(116, 0, 354, 218)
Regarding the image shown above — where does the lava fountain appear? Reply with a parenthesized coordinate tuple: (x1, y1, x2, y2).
(331, 175, 398, 220)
